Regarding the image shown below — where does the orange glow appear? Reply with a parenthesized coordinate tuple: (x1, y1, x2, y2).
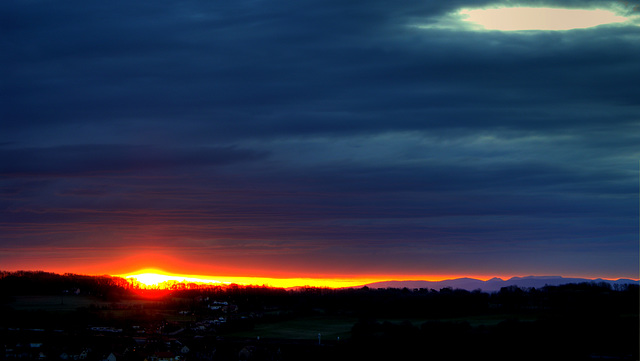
(118, 268, 519, 289)
(120, 268, 390, 289)
(28, 250, 634, 288)
(122, 268, 225, 288)
(98, 251, 496, 286)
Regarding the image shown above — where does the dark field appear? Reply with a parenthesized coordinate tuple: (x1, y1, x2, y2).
(9, 295, 153, 311)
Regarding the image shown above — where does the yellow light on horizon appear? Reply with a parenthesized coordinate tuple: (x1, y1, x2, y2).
(119, 269, 537, 289)
(459, 7, 629, 31)
(121, 269, 224, 287)
(119, 269, 389, 289)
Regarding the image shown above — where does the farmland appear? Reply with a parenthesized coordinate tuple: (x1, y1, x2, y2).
(1, 272, 638, 360)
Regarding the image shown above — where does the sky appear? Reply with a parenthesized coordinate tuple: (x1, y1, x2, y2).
(1, 0, 639, 283)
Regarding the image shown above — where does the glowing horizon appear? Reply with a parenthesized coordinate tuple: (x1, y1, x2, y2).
(119, 268, 429, 289)
(115, 268, 638, 289)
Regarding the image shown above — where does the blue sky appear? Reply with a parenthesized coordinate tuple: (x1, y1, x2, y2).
(1, 0, 638, 279)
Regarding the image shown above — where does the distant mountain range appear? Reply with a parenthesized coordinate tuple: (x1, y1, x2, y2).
(358, 276, 639, 292)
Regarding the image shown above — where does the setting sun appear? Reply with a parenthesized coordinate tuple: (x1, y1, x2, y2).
(121, 269, 225, 288)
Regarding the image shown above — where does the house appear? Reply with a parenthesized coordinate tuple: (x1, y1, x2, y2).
(149, 351, 179, 361)
(238, 347, 253, 361)
(60, 349, 89, 360)
(133, 337, 148, 346)
(103, 353, 118, 361)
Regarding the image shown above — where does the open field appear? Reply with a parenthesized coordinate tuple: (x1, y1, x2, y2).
(5, 296, 542, 338)
(8, 295, 106, 312)
(6, 295, 198, 328)
(378, 313, 539, 327)
(225, 312, 540, 341)
(228, 315, 358, 340)
(8, 295, 160, 312)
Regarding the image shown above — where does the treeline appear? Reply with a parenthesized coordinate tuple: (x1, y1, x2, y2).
(2, 271, 638, 317)
(0, 270, 131, 300)
(164, 281, 639, 319)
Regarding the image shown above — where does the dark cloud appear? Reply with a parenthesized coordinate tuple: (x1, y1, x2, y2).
(0, 144, 267, 175)
(0, 0, 638, 278)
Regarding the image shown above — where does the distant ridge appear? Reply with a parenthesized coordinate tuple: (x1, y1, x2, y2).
(358, 276, 638, 292)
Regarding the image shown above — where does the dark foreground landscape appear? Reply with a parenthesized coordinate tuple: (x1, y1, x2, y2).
(1, 271, 638, 361)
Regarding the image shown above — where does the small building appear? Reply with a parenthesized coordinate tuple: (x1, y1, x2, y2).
(149, 352, 179, 361)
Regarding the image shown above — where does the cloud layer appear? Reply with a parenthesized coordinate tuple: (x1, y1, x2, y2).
(1, 0, 638, 279)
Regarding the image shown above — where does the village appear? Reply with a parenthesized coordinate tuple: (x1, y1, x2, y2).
(1, 295, 306, 361)
(2, 287, 306, 361)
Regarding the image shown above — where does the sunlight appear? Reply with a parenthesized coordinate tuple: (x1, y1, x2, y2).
(459, 7, 630, 31)
(121, 269, 226, 288)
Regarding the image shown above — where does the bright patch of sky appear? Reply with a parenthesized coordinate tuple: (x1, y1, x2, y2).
(460, 7, 630, 31)
(418, 5, 637, 31)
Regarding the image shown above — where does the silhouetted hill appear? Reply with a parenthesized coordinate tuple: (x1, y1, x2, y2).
(360, 276, 638, 291)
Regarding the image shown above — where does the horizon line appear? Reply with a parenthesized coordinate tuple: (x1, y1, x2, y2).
(2, 268, 638, 289)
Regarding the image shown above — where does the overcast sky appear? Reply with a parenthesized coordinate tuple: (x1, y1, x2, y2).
(1, 0, 638, 280)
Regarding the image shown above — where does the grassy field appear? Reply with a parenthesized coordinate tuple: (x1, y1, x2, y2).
(9, 295, 102, 312)
(378, 313, 539, 328)
(228, 315, 358, 341)
(8, 295, 158, 312)
(7, 295, 197, 327)
(226, 312, 541, 341)
(7, 296, 539, 339)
